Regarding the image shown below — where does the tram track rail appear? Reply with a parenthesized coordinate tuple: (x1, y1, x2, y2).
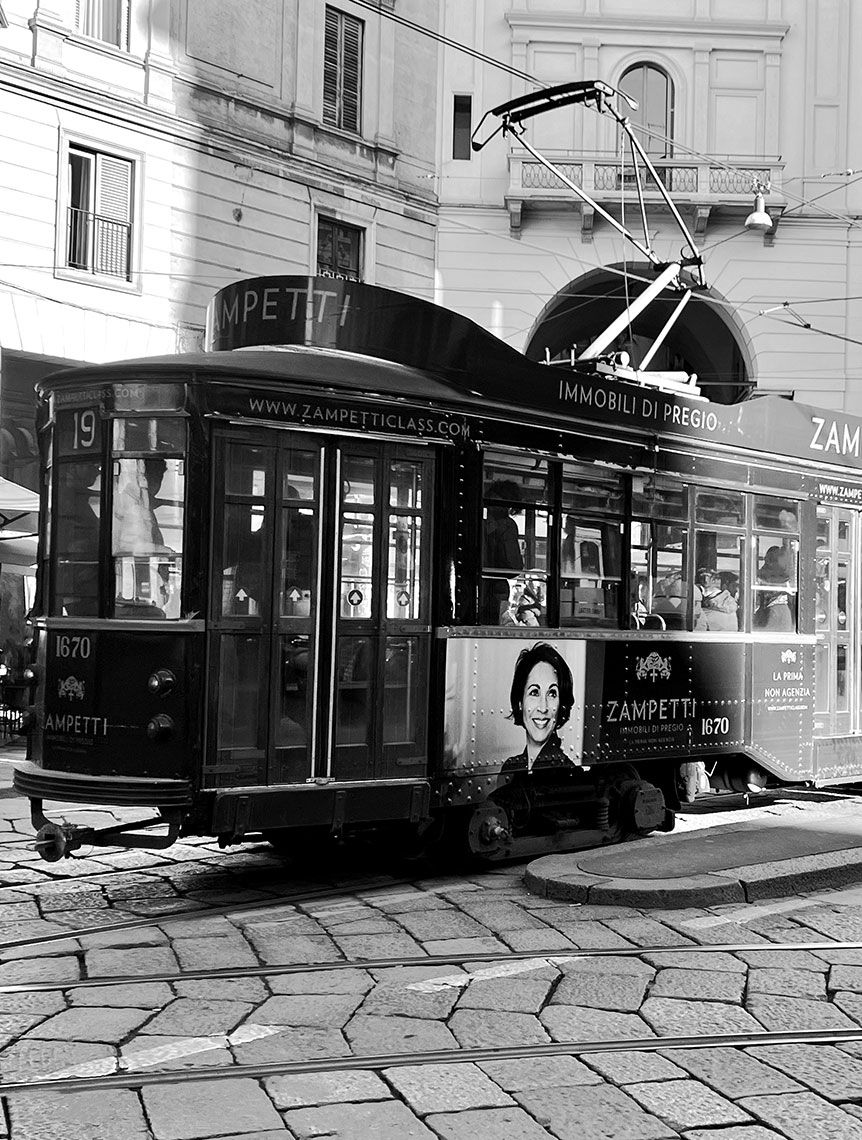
(2, 1026, 862, 1097)
(4, 935, 861, 994)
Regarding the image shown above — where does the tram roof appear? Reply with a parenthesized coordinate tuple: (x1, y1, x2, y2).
(38, 274, 862, 480)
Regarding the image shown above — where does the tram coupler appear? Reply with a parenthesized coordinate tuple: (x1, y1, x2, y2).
(30, 800, 182, 861)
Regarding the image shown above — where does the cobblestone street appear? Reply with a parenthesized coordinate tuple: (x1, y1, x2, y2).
(1, 753, 862, 1138)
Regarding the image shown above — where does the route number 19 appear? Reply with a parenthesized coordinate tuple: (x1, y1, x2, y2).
(72, 410, 97, 450)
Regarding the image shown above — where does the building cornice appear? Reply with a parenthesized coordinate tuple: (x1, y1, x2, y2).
(505, 12, 790, 42)
(0, 58, 438, 216)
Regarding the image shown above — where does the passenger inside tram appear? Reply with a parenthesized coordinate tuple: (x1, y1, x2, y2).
(754, 545, 795, 630)
(696, 567, 739, 631)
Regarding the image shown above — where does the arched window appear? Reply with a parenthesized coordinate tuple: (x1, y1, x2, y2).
(619, 64, 674, 158)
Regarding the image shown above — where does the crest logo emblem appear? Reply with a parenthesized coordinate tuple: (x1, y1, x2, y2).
(636, 653, 672, 682)
(781, 649, 797, 664)
(58, 676, 85, 701)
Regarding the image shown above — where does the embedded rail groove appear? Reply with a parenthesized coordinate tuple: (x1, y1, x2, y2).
(2, 1028, 861, 1097)
(4, 936, 860, 994)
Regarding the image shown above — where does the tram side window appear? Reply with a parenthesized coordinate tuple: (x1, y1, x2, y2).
(559, 466, 623, 627)
(693, 489, 744, 633)
(752, 496, 799, 632)
(481, 452, 549, 626)
(630, 475, 693, 630)
(111, 418, 185, 620)
(52, 407, 103, 616)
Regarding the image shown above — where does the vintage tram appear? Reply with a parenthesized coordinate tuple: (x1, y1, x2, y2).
(13, 274, 862, 862)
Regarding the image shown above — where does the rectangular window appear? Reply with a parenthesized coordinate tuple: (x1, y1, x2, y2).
(453, 95, 472, 160)
(52, 408, 103, 617)
(75, 0, 129, 50)
(111, 418, 185, 619)
(323, 6, 363, 134)
(481, 452, 549, 626)
(317, 217, 363, 281)
(560, 466, 623, 628)
(693, 489, 745, 633)
(66, 145, 133, 281)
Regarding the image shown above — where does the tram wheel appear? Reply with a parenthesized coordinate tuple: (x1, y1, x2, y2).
(603, 766, 640, 843)
(34, 822, 68, 863)
(465, 802, 512, 861)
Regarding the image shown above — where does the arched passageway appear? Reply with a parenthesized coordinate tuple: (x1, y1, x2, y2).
(524, 265, 753, 404)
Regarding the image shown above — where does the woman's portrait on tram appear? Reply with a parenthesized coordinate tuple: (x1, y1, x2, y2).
(501, 643, 575, 776)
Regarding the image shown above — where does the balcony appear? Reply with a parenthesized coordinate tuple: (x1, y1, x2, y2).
(506, 150, 786, 243)
(66, 207, 132, 281)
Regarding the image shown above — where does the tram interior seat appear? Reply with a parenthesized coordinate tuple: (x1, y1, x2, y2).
(641, 614, 667, 630)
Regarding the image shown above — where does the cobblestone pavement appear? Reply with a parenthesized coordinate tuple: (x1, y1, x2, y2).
(4, 757, 862, 1138)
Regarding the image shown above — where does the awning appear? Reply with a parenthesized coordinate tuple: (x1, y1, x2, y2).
(0, 477, 38, 528)
(0, 531, 37, 570)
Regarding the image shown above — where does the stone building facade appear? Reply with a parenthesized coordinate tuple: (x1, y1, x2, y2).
(0, 0, 440, 490)
(436, 0, 862, 411)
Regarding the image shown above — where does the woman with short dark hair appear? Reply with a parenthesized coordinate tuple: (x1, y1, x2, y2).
(501, 643, 576, 775)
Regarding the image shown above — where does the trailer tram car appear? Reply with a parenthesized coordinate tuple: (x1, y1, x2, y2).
(15, 274, 862, 863)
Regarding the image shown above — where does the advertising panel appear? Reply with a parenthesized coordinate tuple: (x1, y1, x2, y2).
(443, 635, 769, 778)
(750, 642, 814, 778)
(443, 637, 587, 777)
(595, 640, 746, 762)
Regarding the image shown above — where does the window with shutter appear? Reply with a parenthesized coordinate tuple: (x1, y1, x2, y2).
(323, 7, 363, 134)
(75, 0, 130, 50)
(66, 145, 134, 282)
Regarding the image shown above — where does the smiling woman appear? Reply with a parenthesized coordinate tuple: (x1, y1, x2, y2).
(501, 642, 576, 776)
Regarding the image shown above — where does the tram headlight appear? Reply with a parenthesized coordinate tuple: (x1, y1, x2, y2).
(147, 669, 176, 696)
(22, 666, 38, 686)
(146, 713, 175, 740)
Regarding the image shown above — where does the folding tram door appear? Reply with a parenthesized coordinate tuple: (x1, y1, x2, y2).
(814, 504, 860, 744)
(206, 426, 434, 794)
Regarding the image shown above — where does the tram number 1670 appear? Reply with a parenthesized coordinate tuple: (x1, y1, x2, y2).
(54, 635, 91, 660)
(701, 716, 730, 736)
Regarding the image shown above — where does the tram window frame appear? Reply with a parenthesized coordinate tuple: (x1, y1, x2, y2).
(693, 488, 745, 634)
(629, 474, 695, 631)
(50, 406, 106, 618)
(752, 495, 800, 633)
(110, 416, 187, 621)
(560, 464, 624, 629)
(481, 451, 550, 627)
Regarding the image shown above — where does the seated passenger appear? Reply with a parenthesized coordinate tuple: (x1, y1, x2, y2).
(696, 568, 738, 631)
(653, 570, 690, 629)
(754, 546, 794, 631)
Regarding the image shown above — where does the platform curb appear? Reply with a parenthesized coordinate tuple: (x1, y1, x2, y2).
(524, 847, 862, 909)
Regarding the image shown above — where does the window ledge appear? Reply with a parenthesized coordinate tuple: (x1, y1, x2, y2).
(55, 266, 141, 295)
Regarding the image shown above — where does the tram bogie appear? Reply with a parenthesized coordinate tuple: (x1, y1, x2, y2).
(14, 276, 862, 864)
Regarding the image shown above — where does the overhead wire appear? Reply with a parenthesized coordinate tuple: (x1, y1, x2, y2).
(6, 0, 861, 356)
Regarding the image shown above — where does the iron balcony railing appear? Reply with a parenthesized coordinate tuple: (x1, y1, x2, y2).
(66, 207, 132, 281)
(507, 150, 785, 215)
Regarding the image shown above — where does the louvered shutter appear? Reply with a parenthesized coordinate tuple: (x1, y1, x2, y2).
(323, 8, 340, 126)
(340, 14, 362, 134)
(75, 0, 129, 49)
(94, 154, 133, 279)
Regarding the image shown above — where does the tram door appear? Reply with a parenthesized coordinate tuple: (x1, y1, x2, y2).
(208, 429, 433, 788)
(814, 506, 858, 737)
